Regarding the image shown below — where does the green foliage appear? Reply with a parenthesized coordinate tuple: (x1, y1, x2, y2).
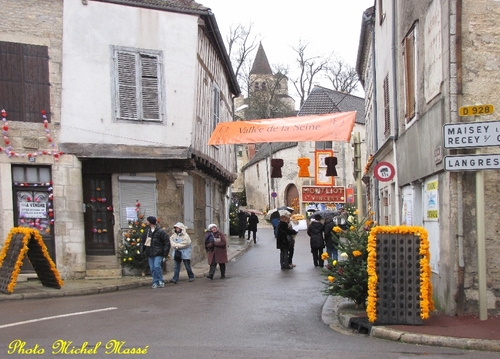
(233, 190, 247, 206)
(322, 211, 375, 306)
(117, 213, 148, 273)
(229, 201, 239, 235)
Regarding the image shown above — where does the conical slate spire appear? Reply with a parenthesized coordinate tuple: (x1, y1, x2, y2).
(250, 43, 273, 75)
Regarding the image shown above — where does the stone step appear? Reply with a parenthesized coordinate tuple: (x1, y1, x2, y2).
(86, 255, 120, 263)
(85, 268, 122, 279)
(86, 255, 121, 270)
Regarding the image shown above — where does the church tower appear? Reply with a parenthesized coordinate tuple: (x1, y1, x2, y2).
(245, 43, 295, 120)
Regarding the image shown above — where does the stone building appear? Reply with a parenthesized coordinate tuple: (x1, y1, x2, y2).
(242, 86, 366, 214)
(357, 0, 500, 315)
(0, 0, 239, 279)
(233, 43, 366, 214)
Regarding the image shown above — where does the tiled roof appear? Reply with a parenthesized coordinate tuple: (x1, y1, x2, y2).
(298, 85, 365, 124)
(250, 43, 273, 75)
(242, 142, 298, 170)
(92, 0, 209, 12)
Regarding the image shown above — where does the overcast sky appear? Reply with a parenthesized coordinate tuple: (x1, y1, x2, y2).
(204, 0, 375, 98)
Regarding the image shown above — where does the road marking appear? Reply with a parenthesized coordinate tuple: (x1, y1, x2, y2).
(0, 307, 117, 329)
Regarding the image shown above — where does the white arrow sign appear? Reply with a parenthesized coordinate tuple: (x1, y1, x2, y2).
(443, 120, 500, 148)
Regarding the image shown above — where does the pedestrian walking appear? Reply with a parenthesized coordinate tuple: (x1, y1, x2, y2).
(169, 222, 195, 284)
(276, 215, 297, 270)
(307, 214, 325, 267)
(323, 216, 338, 261)
(247, 212, 259, 243)
(237, 210, 250, 239)
(140, 216, 170, 288)
(204, 223, 228, 279)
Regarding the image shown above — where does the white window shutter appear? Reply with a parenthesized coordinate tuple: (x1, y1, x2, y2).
(140, 54, 160, 121)
(117, 51, 138, 120)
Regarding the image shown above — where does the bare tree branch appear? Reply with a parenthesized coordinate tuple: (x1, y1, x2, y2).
(290, 40, 329, 108)
(324, 56, 360, 94)
(225, 23, 260, 96)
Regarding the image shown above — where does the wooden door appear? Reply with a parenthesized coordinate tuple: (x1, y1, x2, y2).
(83, 175, 115, 255)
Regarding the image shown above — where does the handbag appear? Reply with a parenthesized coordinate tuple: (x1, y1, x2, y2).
(174, 249, 182, 262)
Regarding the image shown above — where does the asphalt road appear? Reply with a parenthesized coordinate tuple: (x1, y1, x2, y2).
(0, 228, 496, 358)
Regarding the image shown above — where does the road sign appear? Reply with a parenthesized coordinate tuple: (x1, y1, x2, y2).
(443, 120, 500, 148)
(373, 162, 395, 181)
(459, 104, 494, 117)
(444, 154, 500, 171)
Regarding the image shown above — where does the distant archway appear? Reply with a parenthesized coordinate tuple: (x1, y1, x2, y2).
(285, 184, 299, 213)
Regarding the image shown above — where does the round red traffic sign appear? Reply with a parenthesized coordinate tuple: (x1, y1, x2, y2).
(373, 162, 395, 182)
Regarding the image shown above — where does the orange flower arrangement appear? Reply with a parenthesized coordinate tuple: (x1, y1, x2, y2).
(0, 227, 63, 293)
(366, 225, 434, 322)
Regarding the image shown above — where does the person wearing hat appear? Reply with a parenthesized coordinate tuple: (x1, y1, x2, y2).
(204, 223, 228, 279)
(169, 222, 195, 284)
(140, 216, 170, 288)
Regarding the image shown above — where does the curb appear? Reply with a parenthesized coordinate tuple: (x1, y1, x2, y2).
(324, 296, 500, 353)
(371, 326, 500, 352)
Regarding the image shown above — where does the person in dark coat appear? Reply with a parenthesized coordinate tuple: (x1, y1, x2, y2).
(140, 216, 170, 288)
(237, 210, 250, 238)
(323, 216, 338, 261)
(205, 223, 228, 279)
(247, 212, 259, 243)
(276, 215, 297, 270)
(286, 216, 298, 268)
(307, 214, 325, 267)
(270, 210, 280, 238)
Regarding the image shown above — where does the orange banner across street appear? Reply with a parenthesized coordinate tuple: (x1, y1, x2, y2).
(207, 111, 357, 145)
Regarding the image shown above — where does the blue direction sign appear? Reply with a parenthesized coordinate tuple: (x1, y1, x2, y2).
(443, 120, 500, 149)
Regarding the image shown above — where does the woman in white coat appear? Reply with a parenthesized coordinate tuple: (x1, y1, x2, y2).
(169, 222, 195, 283)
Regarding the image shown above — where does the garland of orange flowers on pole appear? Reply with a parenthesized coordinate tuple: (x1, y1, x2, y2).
(0, 227, 63, 293)
(366, 225, 434, 323)
(1, 109, 64, 160)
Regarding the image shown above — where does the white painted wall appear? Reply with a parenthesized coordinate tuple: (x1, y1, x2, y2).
(373, 0, 395, 146)
(61, 0, 197, 146)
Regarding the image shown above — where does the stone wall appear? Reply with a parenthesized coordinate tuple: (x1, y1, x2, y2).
(461, 0, 500, 313)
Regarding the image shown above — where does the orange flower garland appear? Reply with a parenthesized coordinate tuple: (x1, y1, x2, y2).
(0, 227, 63, 293)
(366, 225, 434, 323)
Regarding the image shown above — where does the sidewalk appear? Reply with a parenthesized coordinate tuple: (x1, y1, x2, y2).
(0, 234, 251, 302)
(323, 295, 500, 352)
(1, 228, 500, 352)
